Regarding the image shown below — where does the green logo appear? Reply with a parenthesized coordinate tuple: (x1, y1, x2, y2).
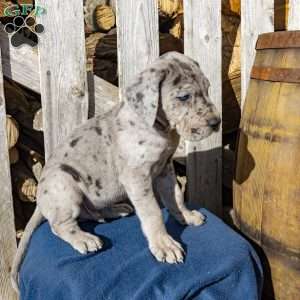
(4, 4, 46, 17)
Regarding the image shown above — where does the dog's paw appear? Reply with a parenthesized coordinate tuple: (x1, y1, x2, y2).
(70, 231, 103, 254)
(149, 234, 185, 264)
(181, 210, 206, 226)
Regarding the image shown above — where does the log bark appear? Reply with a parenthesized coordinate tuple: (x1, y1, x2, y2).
(21, 149, 44, 181)
(3, 79, 30, 114)
(9, 147, 19, 164)
(18, 127, 44, 154)
(86, 32, 106, 72)
(170, 14, 184, 39)
(13, 101, 43, 132)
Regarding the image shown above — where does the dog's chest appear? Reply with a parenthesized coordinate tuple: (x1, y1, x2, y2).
(151, 143, 174, 178)
(151, 136, 177, 177)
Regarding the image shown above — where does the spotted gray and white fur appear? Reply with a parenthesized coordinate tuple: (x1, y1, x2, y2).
(11, 52, 221, 292)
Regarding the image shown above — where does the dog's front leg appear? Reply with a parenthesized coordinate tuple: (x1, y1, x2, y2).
(155, 163, 205, 226)
(120, 168, 185, 264)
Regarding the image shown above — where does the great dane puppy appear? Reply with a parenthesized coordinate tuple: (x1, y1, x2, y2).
(11, 52, 221, 291)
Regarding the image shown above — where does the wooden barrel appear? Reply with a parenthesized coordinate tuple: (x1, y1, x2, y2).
(233, 31, 300, 300)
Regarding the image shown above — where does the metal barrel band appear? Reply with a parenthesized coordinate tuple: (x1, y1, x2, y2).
(251, 66, 300, 83)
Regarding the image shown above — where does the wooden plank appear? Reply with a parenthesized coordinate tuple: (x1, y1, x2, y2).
(0, 49, 18, 300)
(241, 0, 274, 108)
(116, 0, 159, 95)
(0, 29, 118, 117)
(0, 29, 41, 93)
(288, 0, 300, 30)
(184, 0, 222, 216)
(34, 1, 88, 158)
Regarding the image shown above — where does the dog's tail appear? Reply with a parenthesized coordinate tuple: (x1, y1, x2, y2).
(11, 208, 44, 293)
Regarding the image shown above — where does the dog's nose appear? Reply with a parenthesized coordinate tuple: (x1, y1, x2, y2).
(207, 117, 221, 131)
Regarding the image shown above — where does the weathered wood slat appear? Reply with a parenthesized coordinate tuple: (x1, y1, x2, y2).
(0, 29, 119, 117)
(35, 0, 89, 158)
(288, 0, 300, 30)
(116, 0, 159, 95)
(184, 0, 222, 216)
(0, 49, 18, 300)
(0, 30, 41, 93)
(241, 0, 274, 108)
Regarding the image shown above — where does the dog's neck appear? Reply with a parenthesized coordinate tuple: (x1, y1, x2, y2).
(154, 114, 170, 133)
(119, 100, 171, 135)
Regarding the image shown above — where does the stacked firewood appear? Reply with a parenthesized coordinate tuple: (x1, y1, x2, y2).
(158, 0, 184, 39)
(84, 0, 184, 85)
(84, 0, 183, 38)
(4, 79, 44, 239)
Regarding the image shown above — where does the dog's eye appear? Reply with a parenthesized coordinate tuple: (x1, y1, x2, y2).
(176, 94, 190, 102)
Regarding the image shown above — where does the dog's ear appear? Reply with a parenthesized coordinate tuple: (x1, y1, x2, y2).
(125, 67, 167, 127)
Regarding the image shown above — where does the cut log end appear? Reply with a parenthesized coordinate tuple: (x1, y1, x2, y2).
(159, 0, 183, 19)
(33, 108, 43, 131)
(95, 5, 116, 32)
(6, 115, 19, 149)
(19, 178, 37, 203)
(16, 229, 24, 240)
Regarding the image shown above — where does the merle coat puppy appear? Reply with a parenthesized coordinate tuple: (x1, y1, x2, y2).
(11, 52, 221, 291)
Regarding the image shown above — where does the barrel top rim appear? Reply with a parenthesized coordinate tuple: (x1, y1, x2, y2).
(257, 31, 300, 49)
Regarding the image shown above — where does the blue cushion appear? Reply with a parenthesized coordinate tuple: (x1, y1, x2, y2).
(20, 209, 263, 300)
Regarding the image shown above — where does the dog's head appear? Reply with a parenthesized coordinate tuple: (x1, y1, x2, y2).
(125, 51, 221, 141)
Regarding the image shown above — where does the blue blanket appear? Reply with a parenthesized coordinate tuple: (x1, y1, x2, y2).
(20, 209, 263, 300)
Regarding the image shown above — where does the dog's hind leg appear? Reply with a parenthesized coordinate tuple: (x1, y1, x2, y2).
(37, 172, 103, 254)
